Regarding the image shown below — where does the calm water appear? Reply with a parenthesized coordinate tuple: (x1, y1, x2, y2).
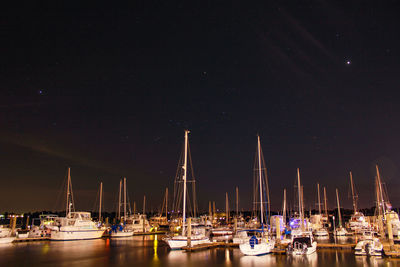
(1, 235, 399, 267)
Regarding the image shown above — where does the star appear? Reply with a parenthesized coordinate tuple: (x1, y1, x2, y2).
(346, 60, 351, 65)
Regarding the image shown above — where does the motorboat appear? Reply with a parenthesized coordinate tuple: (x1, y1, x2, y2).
(355, 231, 383, 256)
(125, 214, 151, 233)
(28, 214, 58, 238)
(287, 231, 317, 255)
(47, 212, 105, 241)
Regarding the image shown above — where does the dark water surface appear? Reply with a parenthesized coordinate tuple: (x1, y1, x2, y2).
(1, 235, 399, 266)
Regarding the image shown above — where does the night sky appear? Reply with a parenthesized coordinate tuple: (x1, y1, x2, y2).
(2, 1, 400, 213)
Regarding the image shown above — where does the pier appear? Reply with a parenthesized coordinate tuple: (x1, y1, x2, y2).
(13, 237, 49, 243)
(182, 242, 238, 252)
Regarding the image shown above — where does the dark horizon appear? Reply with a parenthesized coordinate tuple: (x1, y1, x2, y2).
(2, 1, 400, 213)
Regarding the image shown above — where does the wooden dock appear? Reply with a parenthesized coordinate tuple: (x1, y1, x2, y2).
(13, 237, 49, 243)
(182, 242, 238, 252)
(381, 240, 400, 258)
(317, 243, 355, 249)
(133, 231, 167, 236)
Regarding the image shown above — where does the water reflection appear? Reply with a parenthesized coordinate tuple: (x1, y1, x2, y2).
(0, 236, 399, 267)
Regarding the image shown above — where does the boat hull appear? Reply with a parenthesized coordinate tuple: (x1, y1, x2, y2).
(0, 237, 16, 244)
(50, 229, 105, 241)
(166, 236, 209, 249)
(110, 231, 134, 238)
(239, 242, 274, 256)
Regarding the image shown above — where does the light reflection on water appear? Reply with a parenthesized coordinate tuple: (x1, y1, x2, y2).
(0, 235, 399, 266)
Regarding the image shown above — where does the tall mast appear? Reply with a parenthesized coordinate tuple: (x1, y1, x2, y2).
(165, 188, 168, 217)
(66, 167, 71, 216)
(143, 195, 146, 214)
(317, 183, 321, 215)
(323, 187, 328, 218)
(283, 188, 287, 225)
(236, 186, 239, 217)
(375, 177, 382, 217)
(376, 165, 386, 215)
(257, 135, 264, 225)
(349, 171, 357, 213)
(99, 181, 103, 222)
(182, 130, 189, 235)
(226, 192, 229, 224)
(118, 179, 122, 220)
(336, 188, 342, 227)
(297, 168, 304, 231)
(124, 177, 127, 219)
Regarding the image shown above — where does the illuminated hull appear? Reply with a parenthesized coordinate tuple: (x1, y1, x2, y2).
(355, 239, 383, 256)
(314, 228, 329, 236)
(0, 237, 15, 244)
(334, 227, 348, 236)
(0, 227, 11, 238)
(50, 228, 104, 241)
(165, 235, 209, 249)
(110, 230, 134, 238)
(239, 240, 274, 256)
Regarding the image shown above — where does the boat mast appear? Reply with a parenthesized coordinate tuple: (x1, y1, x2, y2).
(257, 135, 264, 226)
(124, 177, 127, 219)
(226, 192, 229, 224)
(336, 188, 342, 227)
(297, 168, 304, 231)
(118, 179, 122, 220)
(165, 188, 168, 218)
(317, 183, 321, 215)
(283, 188, 287, 225)
(66, 167, 71, 216)
(182, 130, 189, 236)
(143, 195, 146, 214)
(99, 181, 103, 222)
(236, 186, 239, 217)
(349, 171, 357, 213)
(323, 187, 328, 218)
(376, 165, 386, 215)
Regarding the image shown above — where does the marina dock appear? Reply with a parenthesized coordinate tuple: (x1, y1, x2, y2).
(13, 237, 49, 243)
(317, 243, 355, 249)
(182, 242, 239, 252)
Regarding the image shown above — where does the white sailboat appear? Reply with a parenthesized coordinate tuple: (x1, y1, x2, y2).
(313, 183, 329, 237)
(239, 135, 275, 256)
(287, 169, 317, 255)
(47, 168, 105, 241)
(348, 172, 368, 232)
(334, 189, 348, 236)
(165, 130, 209, 249)
(111, 178, 134, 238)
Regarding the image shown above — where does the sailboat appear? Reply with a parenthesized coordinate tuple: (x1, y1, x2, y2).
(348, 172, 368, 232)
(375, 165, 400, 237)
(239, 135, 275, 256)
(165, 130, 209, 249)
(313, 184, 329, 237)
(47, 168, 105, 240)
(111, 178, 134, 237)
(334, 189, 348, 236)
(287, 169, 317, 255)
